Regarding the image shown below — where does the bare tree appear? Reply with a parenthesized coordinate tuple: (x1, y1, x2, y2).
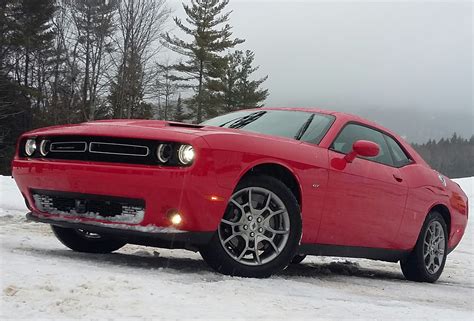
(68, 0, 118, 121)
(154, 60, 180, 120)
(109, 0, 170, 119)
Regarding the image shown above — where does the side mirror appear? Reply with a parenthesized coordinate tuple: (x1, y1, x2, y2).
(344, 140, 380, 163)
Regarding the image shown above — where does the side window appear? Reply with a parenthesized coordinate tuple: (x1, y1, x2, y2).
(384, 135, 411, 167)
(331, 124, 394, 166)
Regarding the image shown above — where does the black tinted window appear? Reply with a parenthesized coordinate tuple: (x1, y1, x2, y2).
(385, 135, 411, 167)
(300, 115, 335, 144)
(202, 110, 334, 142)
(331, 124, 393, 166)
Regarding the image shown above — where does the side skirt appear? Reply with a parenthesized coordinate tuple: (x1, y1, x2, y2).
(298, 243, 410, 263)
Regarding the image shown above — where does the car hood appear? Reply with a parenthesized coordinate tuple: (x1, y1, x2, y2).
(22, 119, 299, 146)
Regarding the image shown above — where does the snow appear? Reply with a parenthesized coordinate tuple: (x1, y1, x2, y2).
(1, 175, 473, 320)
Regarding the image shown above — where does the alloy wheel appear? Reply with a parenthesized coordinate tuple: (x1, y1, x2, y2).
(423, 220, 445, 274)
(218, 187, 291, 266)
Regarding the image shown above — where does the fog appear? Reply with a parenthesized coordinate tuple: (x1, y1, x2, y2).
(166, 0, 473, 142)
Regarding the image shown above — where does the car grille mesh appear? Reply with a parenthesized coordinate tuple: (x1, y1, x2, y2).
(40, 136, 158, 165)
(32, 190, 145, 224)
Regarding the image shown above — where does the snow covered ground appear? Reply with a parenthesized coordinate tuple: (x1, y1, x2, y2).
(1, 175, 473, 320)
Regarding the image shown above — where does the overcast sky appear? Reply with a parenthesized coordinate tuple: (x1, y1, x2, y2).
(166, 0, 473, 142)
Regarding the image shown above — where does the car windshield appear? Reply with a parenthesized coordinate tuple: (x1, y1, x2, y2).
(201, 110, 334, 144)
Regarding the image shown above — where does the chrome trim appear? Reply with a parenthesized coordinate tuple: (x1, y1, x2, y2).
(156, 143, 172, 163)
(88, 142, 150, 157)
(50, 141, 87, 153)
(39, 140, 50, 156)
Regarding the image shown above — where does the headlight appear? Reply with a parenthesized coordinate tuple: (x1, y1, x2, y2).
(156, 144, 172, 163)
(177, 145, 195, 165)
(25, 139, 36, 156)
(39, 140, 49, 156)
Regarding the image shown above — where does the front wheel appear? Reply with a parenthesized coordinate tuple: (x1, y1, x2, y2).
(200, 175, 302, 278)
(400, 211, 448, 283)
(51, 225, 126, 254)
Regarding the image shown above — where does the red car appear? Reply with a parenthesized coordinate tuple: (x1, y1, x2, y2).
(12, 108, 468, 281)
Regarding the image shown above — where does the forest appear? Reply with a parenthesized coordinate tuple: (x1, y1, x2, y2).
(0, 0, 472, 179)
(412, 134, 474, 179)
(0, 0, 268, 174)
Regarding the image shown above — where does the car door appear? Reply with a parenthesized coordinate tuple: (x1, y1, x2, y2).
(317, 123, 409, 249)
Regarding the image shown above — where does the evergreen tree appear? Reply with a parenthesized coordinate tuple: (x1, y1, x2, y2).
(220, 50, 268, 113)
(11, 0, 55, 89)
(0, 72, 30, 175)
(163, 0, 244, 123)
(173, 94, 188, 122)
(412, 134, 474, 178)
(109, 51, 146, 118)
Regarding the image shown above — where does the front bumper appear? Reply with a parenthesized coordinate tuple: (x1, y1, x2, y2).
(27, 212, 213, 250)
(13, 158, 232, 233)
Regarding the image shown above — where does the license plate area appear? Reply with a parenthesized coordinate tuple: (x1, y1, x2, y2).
(31, 189, 145, 224)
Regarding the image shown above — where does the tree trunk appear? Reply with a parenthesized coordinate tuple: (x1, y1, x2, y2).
(197, 59, 204, 123)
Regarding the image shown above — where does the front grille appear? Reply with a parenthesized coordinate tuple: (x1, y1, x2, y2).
(32, 190, 145, 224)
(39, 136, 164, 165)
(50, 141, 87, 153)
(89, 142, 150, 157)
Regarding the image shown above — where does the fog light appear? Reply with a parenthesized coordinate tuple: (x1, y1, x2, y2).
(170, 213, 182, 225)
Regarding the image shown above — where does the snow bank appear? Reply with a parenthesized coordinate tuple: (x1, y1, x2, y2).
(0, 176, 27, 212)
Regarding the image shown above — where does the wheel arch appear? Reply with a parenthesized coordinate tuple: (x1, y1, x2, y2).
(428, 203, 451, 238)
(238, 162, 303, 209)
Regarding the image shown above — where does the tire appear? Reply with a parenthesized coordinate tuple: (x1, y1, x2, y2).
(200, 175, 302, 278)
(51, 225, 126, 254)
(400, 211, 448, 283)
(291, 254, 307, 264)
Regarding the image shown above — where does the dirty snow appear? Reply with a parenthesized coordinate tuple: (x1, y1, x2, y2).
(1, 175, 473, 320)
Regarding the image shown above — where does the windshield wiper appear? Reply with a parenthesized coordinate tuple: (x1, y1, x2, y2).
(227, 111, 267, 129)
(294, 114, 314, 140)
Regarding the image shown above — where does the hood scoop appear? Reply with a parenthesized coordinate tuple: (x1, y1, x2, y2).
(167, 121, 204, 129)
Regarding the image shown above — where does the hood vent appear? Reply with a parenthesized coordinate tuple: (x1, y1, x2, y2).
(167, 122, 203, 129)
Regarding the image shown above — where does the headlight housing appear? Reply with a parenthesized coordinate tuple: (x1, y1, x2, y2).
(177, 144, 195, 165)
(156, 143, 173, 163)
(25, 139, 36, 156)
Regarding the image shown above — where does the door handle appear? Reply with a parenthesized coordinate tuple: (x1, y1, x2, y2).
(393, 173, 403, 182)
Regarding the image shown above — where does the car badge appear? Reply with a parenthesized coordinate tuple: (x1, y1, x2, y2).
(437, 173, 447, 187)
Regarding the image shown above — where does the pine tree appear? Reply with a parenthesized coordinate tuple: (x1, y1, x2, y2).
(220, 50, 268, 113)
(163, 0, 244, 123)
(173, 94, 188, 122)
(412, 134, 474, 178)
(109, 51, 146, 118)
(11, 0, 55, 89)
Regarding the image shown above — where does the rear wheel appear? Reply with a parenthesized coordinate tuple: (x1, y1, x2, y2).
(400, 211, 448, 283)
(51, 225, 126, 254)
(200, 175, 302, 278)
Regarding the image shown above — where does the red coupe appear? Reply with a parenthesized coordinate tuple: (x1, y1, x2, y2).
(12, 108, 468, 281)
